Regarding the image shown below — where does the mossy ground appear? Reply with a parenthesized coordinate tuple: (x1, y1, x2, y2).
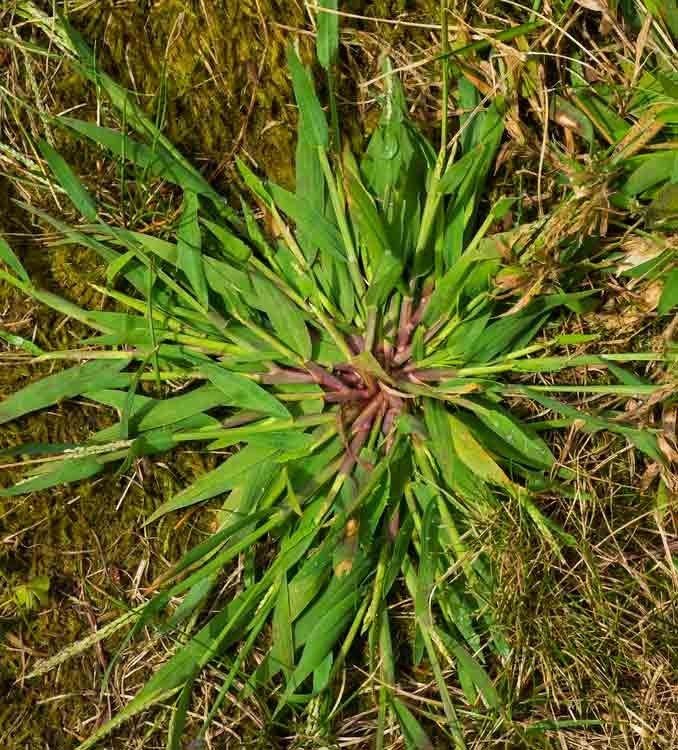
(0, 2, 676, 749)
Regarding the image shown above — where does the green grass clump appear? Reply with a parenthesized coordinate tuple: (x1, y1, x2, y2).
(0, 2, 677, 749)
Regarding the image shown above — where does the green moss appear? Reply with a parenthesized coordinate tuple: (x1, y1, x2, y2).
(57, 0, 308, 188)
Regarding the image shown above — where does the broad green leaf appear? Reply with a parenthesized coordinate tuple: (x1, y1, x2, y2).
(163, 574, 216, 633)
(245, 431, 316, 461)
(392, 697, 434, 750)
(145, 442, 280, 523)
(201, 362, 290, 418)
(283, 589, 358, 699)
(622, 151, 678, 196)
(0, 456, 104, 497)
(451, 644, 500, 710)
(344, 152, 392, 268)
(316, 0, 339, 70)
(424, 244, 500, 325)
(286, 549, 333, 620)
(466, 312, 545, 364)
(38, 139, 98, 221)
(287, 45, 328, 149)
(202, 219, 251, 263)
(177, 191, 209, 309)
(365, 252, 403, 308)
(461, 400, 555, 469)
(271, 573, 295, 677)
(0, 360, 129, 426)
(295, 111, 326, 259)
(105, 249, 136, 284)
(438, 143, 485, 194)
(658, 267, 678, 315)
(269, 183, 345, 261)
(88, 386, 225, 440)
(649, 183, 678, 229)
(447, 412, 512, 488)
(423, 400, 489, 503)
(251, 274, 312, 360)
(0, 328, 43, 355)
(571, 91, 630, 144)
(236, 157, 274, 207)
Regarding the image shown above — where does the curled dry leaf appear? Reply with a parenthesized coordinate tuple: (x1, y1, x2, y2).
(575, 0, 608, 12)
(640, 280, 665, 312)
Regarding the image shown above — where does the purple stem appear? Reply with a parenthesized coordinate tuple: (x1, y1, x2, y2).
(325, 389, 371, 403)
(352, 394, 384, 434)
(396, 297, 413, 353)
(410, 285, 433, 329)
(305, 362, 350, 392)
(407, 368, 457, 382)
(339, 429, 370, 475)
(261, 368, 315, 385)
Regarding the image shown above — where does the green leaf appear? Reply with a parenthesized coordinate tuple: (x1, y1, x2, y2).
(423, 400, 488, 503)
(88, 386, 225, 440)
(316, 0, 339, 70)
(74, 582, 266, 750)
(622, 151, 678, 196)
(517, 389, 663, 463)
(1, 456, 104, 497)
(447, 412, 512, 488)
(461, 400, 555, 469)
(236, 157, 274, 207)
(343, 154, 403, 306)
(392, 698, 434, 750)
(282, 590, 358, 700)
(287, 45, 328, 149)
(251, 275, 312, 360)
(59, 21, 225, 203)
(365, 252, 403, 308)
(38, 139, 98, 221)
(0, 328, 43, 356)
(105, 249, 136, 285)
(268, 183, 345, 262)
(424, 244, 501, 325)
(466, 312, 545, 364)
(451, 644, 501, 710)
(167, 681, 193, 750)
(177, 191, 209, 309)
(344, 157, 391, 267)
(658, 267, 678, 315)
(201, 362, 290, 418)
(13, 575, 50, 611)
(145, 442, 280, 523)
(202, 219, 251, 263)
(0, 360, 129, 426)
(59, 117, 217, 198)
(0, 235, 30, 282)
(271, 573, 295, 678)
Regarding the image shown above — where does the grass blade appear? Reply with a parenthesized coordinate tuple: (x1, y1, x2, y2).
(176, 191, 209, 309)
(0, 360, 129, 426)
(38, 138, 98, 221)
